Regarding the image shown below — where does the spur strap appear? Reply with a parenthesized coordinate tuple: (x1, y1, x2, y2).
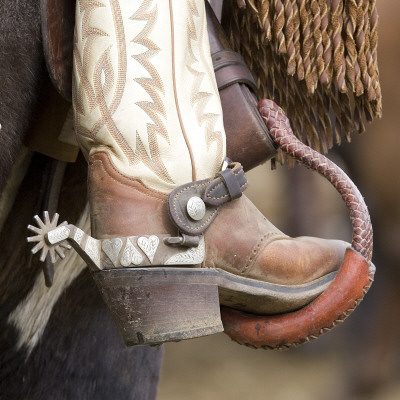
(168, 161, 248, 236)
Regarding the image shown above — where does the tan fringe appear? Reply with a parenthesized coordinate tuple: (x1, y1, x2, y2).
(311, 0, 324, 80)
(273, 0, 286, 53)
(344, 0, 359, 93)
(331, 0, 347, 93)
(291, 0, 304, 79)
(284, 0, 296, 75)
(224, 0, 382, 158)
(319, 0, 332, 86)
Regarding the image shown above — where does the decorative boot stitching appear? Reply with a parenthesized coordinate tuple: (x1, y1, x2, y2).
(90, 153, 168, 203)
(242, 232, 288, 275)
(186, 0, 224, 178)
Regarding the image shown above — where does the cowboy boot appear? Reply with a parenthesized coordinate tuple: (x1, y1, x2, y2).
(73, 0, 348, 345)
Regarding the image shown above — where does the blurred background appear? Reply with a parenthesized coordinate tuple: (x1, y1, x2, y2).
(157, 1, 400, 399)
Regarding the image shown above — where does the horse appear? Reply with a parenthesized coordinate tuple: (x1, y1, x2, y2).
(0, 1, 163, 398)
(0, 0, 391, 399)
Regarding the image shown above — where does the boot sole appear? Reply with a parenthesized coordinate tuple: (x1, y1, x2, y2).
(92, 267, 336, 346)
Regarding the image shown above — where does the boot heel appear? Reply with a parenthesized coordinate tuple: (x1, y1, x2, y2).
(92, 268, 224, 346)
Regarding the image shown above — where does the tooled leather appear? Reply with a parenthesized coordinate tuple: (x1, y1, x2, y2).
(258, 99, 373, 264)
(168, 162, 248, 235)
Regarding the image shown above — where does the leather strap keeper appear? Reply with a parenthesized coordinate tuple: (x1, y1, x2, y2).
(204, 163, 247, 205)
(212, 50, 258, 93)
(168, 162, 248, 236)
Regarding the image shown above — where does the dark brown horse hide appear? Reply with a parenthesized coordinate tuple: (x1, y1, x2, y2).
(0, 0, 46, 193)
(0, 154, 163, 399)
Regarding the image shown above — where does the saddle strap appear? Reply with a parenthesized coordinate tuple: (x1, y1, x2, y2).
(40, 0, 75, 100)
(205, 1, 277, 171)
(212, 50, 258, 93)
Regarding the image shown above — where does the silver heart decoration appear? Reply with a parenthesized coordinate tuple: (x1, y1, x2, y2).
(120, 238, 143, 267)
(102, 238, 123, 267)
(137, 235, 159, 263)
(165, 237, 205, 265)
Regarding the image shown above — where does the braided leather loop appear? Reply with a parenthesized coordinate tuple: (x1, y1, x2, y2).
(258, 99, 373, 262)
(221, 99, 374, 349)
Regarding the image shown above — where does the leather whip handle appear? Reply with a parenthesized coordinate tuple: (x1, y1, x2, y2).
(221, 99, 375, 349)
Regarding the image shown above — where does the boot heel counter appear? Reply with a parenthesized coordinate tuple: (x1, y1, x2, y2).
(88, 152, 175, 238)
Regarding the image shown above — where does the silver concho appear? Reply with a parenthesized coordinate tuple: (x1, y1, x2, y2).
(187, 196, 206, 221)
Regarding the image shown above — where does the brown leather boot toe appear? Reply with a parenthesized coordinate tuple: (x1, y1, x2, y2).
(203, 195, 347, 286)
(247, 236, 347, 285)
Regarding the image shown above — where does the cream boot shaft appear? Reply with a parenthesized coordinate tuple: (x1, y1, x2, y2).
(73, 0, 226, 194)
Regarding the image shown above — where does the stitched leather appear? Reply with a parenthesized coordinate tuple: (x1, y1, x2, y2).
(168, 162, 248, 235)
(222, 249, 374, 349)
(203, 162, 247, 205)
(217, 168, 243, 200)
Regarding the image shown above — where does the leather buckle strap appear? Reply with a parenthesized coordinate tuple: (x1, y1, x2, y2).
(168, 162, 248, 236)
(219, 168, 242, 199)
(204, 162, 247, 205)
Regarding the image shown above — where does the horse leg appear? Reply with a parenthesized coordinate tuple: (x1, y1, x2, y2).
(0, 155, 163, 399)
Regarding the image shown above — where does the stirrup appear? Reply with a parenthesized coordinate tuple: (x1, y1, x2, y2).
(220, 100, 375, 349)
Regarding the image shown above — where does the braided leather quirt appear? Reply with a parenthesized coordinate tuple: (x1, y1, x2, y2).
(220, 98, 374, 349)
(258, 99, 373, 263)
